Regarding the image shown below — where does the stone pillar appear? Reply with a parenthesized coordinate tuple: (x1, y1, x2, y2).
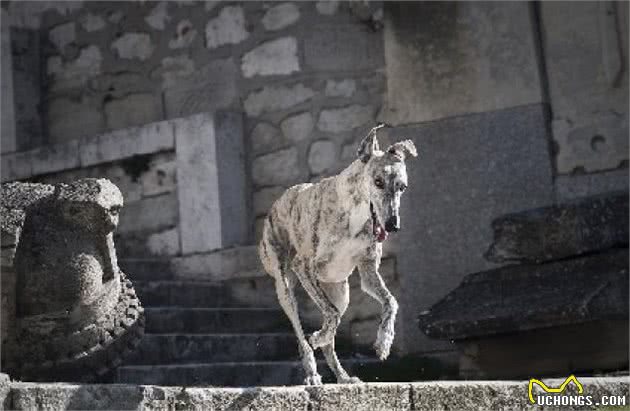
(175, 111, 248, 254)
(1, 8, 16, 154)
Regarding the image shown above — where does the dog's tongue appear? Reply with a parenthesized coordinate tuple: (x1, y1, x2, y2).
(376, 225, 388, 242)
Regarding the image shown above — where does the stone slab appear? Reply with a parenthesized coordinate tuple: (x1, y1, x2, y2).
(419, 249, 629, 340)
(174, 111, 247, 254)
(6, 378, 629, 410)
(118, 193, 178, 234)
(171, 245, 262, 282)
(486, 192, 628, 263)
(387, 104, 554, 353)
(30, 139, 80, 176)
(382, 2, 542, 125)
(555, 168, 629, 202)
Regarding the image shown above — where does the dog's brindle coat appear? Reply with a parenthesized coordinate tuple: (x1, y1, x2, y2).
(259, 125, 417, 385)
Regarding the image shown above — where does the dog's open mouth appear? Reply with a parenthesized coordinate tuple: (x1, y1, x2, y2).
(370, 203, 388, 242)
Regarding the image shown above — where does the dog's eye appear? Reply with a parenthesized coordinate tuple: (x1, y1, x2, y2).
(374, 178, 385, 189)
(399, 183, 407, 192)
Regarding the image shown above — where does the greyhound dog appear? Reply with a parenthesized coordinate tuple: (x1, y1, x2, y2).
(259, 124, 417, 385)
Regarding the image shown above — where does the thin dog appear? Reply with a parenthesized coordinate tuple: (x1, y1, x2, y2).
(259, 125, 417, 385)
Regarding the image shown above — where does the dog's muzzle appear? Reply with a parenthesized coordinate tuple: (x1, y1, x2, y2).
(384, 216, 399, 233)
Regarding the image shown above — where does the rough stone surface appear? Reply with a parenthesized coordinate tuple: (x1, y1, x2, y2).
(382, 2, 542, 125)
(244, 84, 315, 117)
(251, 122, 286, 154)
(46, 45, 102, 90)
(486, 192, 629, 264)
(555, 168, 629, 202)
(48, 21, 75, 52)
(280, 112, 314, 142)
(304, 24, 383, 71)
(253, 186, 285, 217)
(541, 2, 629, 174)
(163, 59, 237, 119)
(4, 378, 629, 410)
(111, 32, 155, 61)
(325, 79, 356, 98)
(388, 104, 554, 353)
(308, 140, 337, 174)
(317, 105, 374, 133)
(171, 245, 261, 281)
(79, 12, 106, 32)
(205, 5, 249, 49)
(252, 147, 301, 187)
(1, 9, 16, 154)
(118, 193, 178, 234)
(2, 179, 144, 383)
(262, 3, 300, 31)
(145, 2, 170, 30)
(175, 112, 247, 253)
(104, 93, 162, 131)
(419, 248, 628, 340)
(169, 19, 197, 49)
(316, 0, 339, 15)
(241, 37, 300, 78)
(47, 97, 105, 143)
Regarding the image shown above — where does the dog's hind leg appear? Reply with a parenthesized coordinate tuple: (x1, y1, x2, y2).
(320, 280, 362, 384)
(290, 258, 341, 350)
(274, 269, 322, 385)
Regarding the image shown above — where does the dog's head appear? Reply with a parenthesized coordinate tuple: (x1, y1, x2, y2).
(357, 125, 417, 242)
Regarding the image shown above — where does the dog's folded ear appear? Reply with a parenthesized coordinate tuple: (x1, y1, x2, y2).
(386, 140, 418, 161)
(357, 124, 384, 163)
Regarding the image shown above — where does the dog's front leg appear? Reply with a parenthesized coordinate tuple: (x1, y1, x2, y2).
(357, 255, 398, 360)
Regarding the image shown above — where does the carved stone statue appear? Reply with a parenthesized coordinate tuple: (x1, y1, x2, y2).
(1, 178, 144, 382)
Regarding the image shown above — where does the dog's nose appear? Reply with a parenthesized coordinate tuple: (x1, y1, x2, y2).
(385, 216, 399, 232)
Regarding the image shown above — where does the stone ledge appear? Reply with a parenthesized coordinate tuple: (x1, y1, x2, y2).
(5, 377, 629, 410)
(1, 119, 176, 182)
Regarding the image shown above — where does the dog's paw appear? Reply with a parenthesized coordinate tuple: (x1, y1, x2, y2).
(304, 373, 323, 386)
(338, 376, 363, 384)
(309, 330, 333, 349)
(374, 327, 394, 360)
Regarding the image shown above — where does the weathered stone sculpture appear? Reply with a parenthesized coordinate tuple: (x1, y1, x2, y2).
(1, 178, 144, 382)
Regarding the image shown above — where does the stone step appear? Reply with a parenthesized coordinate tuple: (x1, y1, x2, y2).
(125, 333, 299, 365)
(133, 278, 278, 308)
(116, 359, 382, 387)
(144, 307, 291, 334)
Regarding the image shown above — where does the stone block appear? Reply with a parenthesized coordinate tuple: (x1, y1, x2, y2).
(382, 2, 542, 125)
(253, 186, 285, 217)
(146, 228, 180, 256)
(317, 105, 374, 133)
(419, 248, 628, 340)
(145, 2, 170, 30)
(104, 93, 163, 131)
(88, 72, 154, 99)
(46, 45, 102, 92)
(118, 192, 178, 234)
(1, 9, 16, 154)
(111, 32, 154, 60)
(48, 21, 75, 52)
(241, 37, 300, 78)
(140, 157, 176, 197)
(325, 79, 356, 98)
(79, 119, 175, 167)
(47, 97, 105, 143)
(175, 112, 247, 253)
(486, 192, 628, 264)
(205, 5, 249, 49)
(79, 12, 105, 32)
(281, 112, 314, 143)
(31, 139, 80, 176)
(262, 3, 300, 31)
(244, 84, 315, 117)
(1, 151, 32, 182)
(308, 140, 337, 174)
(541, 2, 629, 173)
(252, 147, 301, 187)
(555, 168, 629, 202)
(171, 245, 262, 281)
(164, 58, 237, 119)
(304, 24, 383, 71)
(387, 104, 554, 353)
(306, 383, 411, 411)
(251, 122, 287, 155)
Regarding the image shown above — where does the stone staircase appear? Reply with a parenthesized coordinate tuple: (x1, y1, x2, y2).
(115, 257, 380, 387)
